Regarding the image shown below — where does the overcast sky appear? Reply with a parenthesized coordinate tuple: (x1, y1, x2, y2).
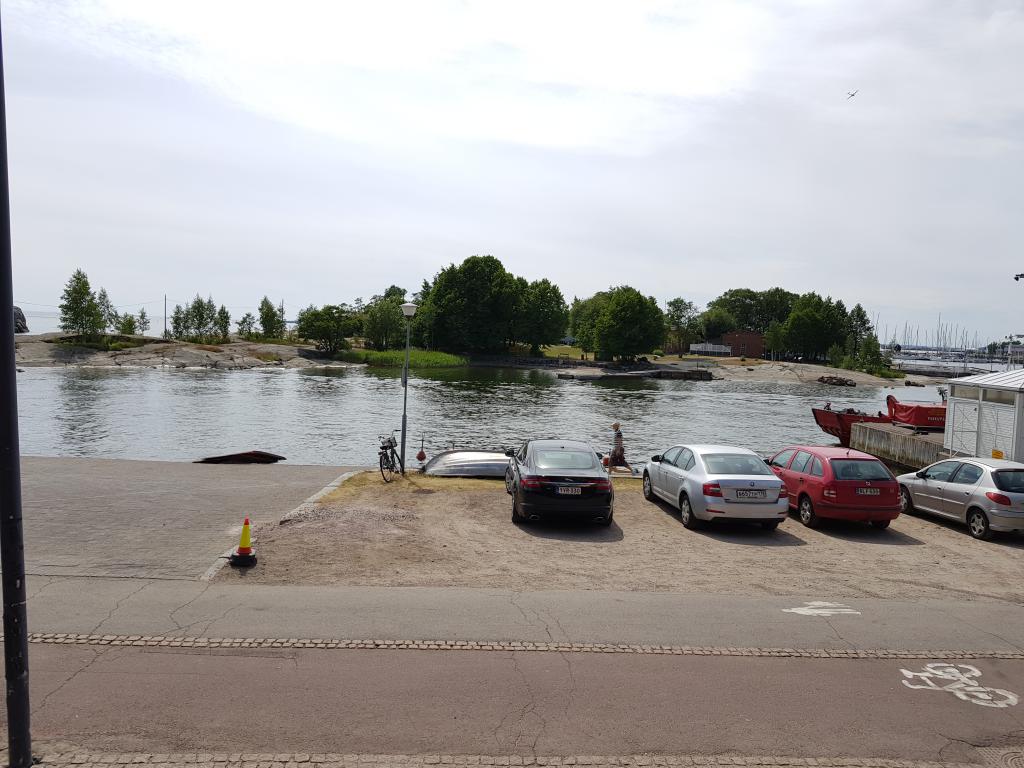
(4, 0, 1023, 344)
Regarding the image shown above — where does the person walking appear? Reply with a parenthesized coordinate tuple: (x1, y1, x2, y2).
(608, 421, 635, 474)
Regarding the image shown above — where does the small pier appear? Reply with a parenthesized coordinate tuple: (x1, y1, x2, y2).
(850, 422, 948, 470)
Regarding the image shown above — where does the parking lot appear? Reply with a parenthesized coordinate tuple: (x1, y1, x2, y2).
(221, 471, 1024, 600)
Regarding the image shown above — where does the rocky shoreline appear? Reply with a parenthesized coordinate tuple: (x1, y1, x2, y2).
(14, 333, 357, 370)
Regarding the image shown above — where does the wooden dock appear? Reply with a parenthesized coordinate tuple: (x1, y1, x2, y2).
(850, 422, 948, 470)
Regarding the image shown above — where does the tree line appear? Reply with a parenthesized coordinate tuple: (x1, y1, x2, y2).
(58, 269, 151, 337)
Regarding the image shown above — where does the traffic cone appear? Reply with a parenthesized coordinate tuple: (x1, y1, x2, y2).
(229, 517, 257, 567)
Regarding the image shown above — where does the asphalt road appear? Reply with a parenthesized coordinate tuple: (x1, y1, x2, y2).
(14, 644, 1024, 762)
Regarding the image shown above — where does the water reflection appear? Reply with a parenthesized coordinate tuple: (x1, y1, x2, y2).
(16, 367, 941, 466)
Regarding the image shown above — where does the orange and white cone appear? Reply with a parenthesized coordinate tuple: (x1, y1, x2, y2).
(229, 517, 257, 567)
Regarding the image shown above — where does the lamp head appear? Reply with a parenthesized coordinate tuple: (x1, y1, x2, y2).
(401, 302, 418, 318)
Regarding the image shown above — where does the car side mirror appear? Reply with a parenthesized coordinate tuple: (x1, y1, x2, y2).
(651, 455, 662, 463)
(504, 448, 515, 458)
(595, 452, 604, 459)
(915, 470, 926, 479)
(764, 458, 772, 464)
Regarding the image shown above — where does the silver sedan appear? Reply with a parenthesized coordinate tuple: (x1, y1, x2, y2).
(642, 444, 788, 531)
(897, 457, 1024, 540)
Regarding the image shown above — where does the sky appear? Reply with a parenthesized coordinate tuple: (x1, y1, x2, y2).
(3, 0, 1023, 344)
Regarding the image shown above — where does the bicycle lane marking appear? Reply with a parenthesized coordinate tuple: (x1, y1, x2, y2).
(900, 663, 1020, 708)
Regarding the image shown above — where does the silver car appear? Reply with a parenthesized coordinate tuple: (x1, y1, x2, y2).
(642, 444, 788, 531)
(897, 458, 1024, 540)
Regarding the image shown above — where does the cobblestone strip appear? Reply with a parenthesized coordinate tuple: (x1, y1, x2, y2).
(15, 752, 988, 768)
(25, 633, 1024, 659)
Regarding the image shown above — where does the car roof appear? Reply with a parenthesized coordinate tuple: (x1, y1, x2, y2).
(778, 446, 880, 461)
(528, 439, 596, 452)
(683, 444, 759, 455)
(947, 457, 1024, 470)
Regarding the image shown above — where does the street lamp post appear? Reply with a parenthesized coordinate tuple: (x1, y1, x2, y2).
(399, 302, 417, 474)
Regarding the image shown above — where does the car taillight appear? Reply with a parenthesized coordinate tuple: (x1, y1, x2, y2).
(823, 484, 837, 499)
(777, 484, 787, 500)
(986, 491, 1012, 506)
(703, 482, 722, 497)
(521, 476, 542, 490)
(592, 478, 611, 491)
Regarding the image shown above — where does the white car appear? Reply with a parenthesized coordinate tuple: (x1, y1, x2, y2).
(642, 444, 789, 530)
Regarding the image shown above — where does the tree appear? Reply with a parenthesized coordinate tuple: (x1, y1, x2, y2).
(259, 297, 285, 339)
(707, 288, 759, 331)
(236, 312, 257, 340)
(592, 286, 665, 360)
(297, 304, 358, 354)
(520, 279, 568, 356)
(859, 332, 884, 372)
(764, 320, 786, 360)
(95, 287, 119, 332)
(215, 305, 231, 341)
(664, 297, 700, 353)
(363, 297, 405, 350)
(569, 293, 609, 355)
(845, 303, 872, 355)
(137, 308, 150, 335)
(701, 307, 737, 341)
(58, 269, 104, 337)
(115, 314, 138, 335)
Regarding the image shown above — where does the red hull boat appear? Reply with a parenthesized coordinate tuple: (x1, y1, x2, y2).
(811, 406, 891, 447)
(885, 394, 946, 429)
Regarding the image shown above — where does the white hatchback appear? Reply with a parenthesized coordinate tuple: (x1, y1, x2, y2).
(642, 444, 788, 531)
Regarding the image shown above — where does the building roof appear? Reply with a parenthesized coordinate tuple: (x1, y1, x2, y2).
(950, 368, 1024, 392)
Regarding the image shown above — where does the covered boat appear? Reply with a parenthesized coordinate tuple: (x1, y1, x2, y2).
(885, 394, 946, 429)
(811, 405, 891, 447)
(421, 449, 510, 478)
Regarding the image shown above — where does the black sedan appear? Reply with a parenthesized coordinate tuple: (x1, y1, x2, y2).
(505, 439, 613, 526)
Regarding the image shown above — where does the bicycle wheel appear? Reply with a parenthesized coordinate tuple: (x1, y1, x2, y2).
(392, 449, 404, 475)
(380, 452, 394, 483)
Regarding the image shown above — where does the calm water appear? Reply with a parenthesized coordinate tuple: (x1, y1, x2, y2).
(15, 367, 943, 466)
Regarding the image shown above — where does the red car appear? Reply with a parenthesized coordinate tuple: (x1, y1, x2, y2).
(767, 446, 900, 529)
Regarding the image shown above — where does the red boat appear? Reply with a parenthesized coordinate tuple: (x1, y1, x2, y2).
(885, 394, 946, 429)
(811, 405, 891, 447)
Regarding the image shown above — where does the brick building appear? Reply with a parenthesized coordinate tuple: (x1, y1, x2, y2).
(722, 330, 765, 359)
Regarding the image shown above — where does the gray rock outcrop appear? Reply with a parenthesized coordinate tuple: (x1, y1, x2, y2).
(14, 306, 28, 333)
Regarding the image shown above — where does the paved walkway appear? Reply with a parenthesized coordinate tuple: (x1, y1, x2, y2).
(21, 457, 352, 579)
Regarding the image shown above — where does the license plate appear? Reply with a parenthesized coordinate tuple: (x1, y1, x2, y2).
(557, 486, 582, 496)
(735, 489, 766, 499)
(856, 488, 881, 496)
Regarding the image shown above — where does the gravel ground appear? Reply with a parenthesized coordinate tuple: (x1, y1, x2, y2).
(219, 472, 1024, 601)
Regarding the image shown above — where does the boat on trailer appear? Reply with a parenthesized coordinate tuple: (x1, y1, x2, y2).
(811, 405, 891, 447)
(885, 394, 946, 429)
(811, 394, 947, 447)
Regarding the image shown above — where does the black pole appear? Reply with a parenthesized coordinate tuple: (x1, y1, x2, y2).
(0, 10, 33, 768)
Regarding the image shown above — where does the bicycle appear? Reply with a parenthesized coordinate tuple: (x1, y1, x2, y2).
(378, 431, 403, 483)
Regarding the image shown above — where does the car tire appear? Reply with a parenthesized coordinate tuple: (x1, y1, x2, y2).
(680, 494, 701, 530)
(899, 486, 915, 516)
(642, 472, 654, 501)
(761, 520, 780, 531)
(505, 469, 513, 495)
(798, 496, 820, 528)
(511, 491, 527, 525)
(598, 508, 614, 527)
(870, 519, 891, 530)
(967, 508, 992, 540)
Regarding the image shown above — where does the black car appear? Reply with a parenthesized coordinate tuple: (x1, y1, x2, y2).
(505, 439, 614, 526)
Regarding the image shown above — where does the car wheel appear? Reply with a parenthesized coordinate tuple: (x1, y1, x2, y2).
(798, 496, 820, 528)
(642, 472, 654, 501)
(599, 507, 614, 527)
(680, 494, 701, 530)
(761, 520, 780, 531)
(899, 486, 915, 515)
(967, 508, 992, 540)
(511, 490, 526, 524)
(870, 519, 891, 530)
(505, 469, 513, 495)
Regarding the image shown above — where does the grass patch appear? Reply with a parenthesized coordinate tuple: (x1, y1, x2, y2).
(257, 337, 307, 346)
(335, 349, 468, 368)
(49, 334, 149, 351)
(254, 352, 280, 363)
(542, 344, 587, 359)
(320, 471, 502, 503)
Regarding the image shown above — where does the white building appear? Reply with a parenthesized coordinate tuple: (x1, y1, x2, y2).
(943, 369, 1024, 461)
(689, 343, 731, 356)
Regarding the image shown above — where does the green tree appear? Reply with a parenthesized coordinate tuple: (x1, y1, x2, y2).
(664, 297, 701, 353)
(845, 303, 872, 354)
(520, 278, 568, 356)
(136, 308, 150, 335)
(297, 304, 358, 354)
(701, 307, 737, 341)
(170, 305, 188, 339)
(95, 287, 119, 332)
(258, 297, 285, 339)
(58, 269, 105, 338)
(363, 297, 405, 350)
(236, 312, 257, 340)
(764, 319, 786, 360)
(215, 305, 231, 341)
(115, 314, 138, 335)
(707, 288, 759, 331)
(757, 288, 799, 331)
(569, 293, 609, 355)
(859, 332, 884, 372)
(593, 286, 665, 360)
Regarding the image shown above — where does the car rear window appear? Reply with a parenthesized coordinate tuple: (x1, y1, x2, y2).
(535, 450, 598, 470)
(993, 470, 1024, 493)
(830, 459, 893, 481)
(702, 454, 772, 475)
